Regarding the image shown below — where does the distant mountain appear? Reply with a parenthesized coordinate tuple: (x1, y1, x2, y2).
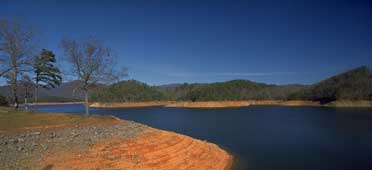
(2, 66, 371, 104)
(91, 66, 371, 103)
(92, 79, 308, 102)
(160, 80, 307, 101)
(0, 81, 86, 102)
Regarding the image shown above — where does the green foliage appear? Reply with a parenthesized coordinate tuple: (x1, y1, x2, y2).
(34, 49, 62, 89)
(92, 79, 305, 102)
(182, 80, 267, 101)
(91, 80, 165, 102)
(289, 66, 372, 103)
(170, 80, 305, 101)
(90, 66, 372, 103)
(0, 94, 8, 106)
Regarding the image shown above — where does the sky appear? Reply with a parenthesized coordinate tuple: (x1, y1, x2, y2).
(1, 0, 372, 85)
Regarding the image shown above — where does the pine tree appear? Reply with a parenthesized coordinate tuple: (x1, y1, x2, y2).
(33, 49, 62, 103)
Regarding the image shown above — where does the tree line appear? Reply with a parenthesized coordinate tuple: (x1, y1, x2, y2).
(0, 19, 124, 114)
(91, 80, 164, 102)
(288, 66, 372, 103)
(90, 80, 305, 102)
(90, 66, 372, 104)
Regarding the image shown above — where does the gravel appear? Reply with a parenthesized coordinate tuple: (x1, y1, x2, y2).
(0, 120, 146, 170)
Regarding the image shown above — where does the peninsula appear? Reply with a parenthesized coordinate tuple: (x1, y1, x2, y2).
(0, 107, 233, 170)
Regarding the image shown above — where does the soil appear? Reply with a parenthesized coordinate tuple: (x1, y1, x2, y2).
(90, 100, 321, 108)
(166, 101, 251, 108)
(90, 101, 173, 108)
(0, 111, 232, 170)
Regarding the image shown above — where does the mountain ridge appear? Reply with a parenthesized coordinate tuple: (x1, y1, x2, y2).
(1, 66, 370, 104)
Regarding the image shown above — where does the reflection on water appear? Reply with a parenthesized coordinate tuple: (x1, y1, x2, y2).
(29, 105, 372, 170)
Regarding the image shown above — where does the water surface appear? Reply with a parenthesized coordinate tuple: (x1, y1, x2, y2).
(29, 104, 372, 170)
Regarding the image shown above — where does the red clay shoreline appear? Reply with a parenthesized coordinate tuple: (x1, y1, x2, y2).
(0, 108, 233, 170)
(42, 124, 234, 170)
(22, 100, 372, 108)
(90, 100, 321, 108)
(89, 101, 174, 108)
(19, 100, 320, 108)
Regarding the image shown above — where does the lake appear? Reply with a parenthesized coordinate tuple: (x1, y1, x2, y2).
(28, 104, 372, 170)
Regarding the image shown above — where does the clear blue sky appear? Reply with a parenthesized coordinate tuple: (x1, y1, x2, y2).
(1, 0, 372, 85)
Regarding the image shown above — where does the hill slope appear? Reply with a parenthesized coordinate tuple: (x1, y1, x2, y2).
(91, 66, 371, 104)
(289, 66, 372, 103)
(2, 66, 371, 104)
(92, 80, 306, 102)
(161, 80, 306, 101)
(91, 80, 165, 102)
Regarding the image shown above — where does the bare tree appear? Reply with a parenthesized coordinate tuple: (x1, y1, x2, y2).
(19, 75, 33, 111)
(0, 20, 34, 108)
(61, 37, 122, 115)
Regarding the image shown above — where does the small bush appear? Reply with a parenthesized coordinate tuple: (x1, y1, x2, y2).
(0, 94, 8, 106)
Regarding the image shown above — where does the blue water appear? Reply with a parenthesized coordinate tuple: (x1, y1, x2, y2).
(28, 104, 372, 170)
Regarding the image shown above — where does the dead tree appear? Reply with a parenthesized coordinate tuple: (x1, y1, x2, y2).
(0, 20, 34, 108)
(61, 37, 122, 115)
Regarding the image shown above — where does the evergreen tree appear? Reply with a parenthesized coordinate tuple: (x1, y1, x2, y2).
(33, 49, 62, 103)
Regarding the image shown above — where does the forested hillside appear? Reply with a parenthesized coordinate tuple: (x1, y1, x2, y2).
(2, 66, 370, 104)
(91, 66, 371, 103)
(90, 80, 165, 102)
(289, 66, 372, 103)
(92, 80, 306, 102)
(159, 80, 305, 101)
(91, 80, 306, 102)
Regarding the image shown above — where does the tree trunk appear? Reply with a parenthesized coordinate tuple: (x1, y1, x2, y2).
(84, 90, 89, 115)
(11, 85, 18, 108)
(24, 97, 28, 111)
(34, 84, 38, 104)
(11, 68, 18, 108)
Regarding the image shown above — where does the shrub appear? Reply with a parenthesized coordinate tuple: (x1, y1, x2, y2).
(0, 94, 8, 106)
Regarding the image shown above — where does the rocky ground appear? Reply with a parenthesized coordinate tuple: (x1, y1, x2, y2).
(45, 128, 232, 170)
(0, 108, 232, 170)
(0, 119, 145, 170)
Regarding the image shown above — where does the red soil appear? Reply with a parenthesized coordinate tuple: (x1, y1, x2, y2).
(90, 101, 173, 108)
(43, 128, 233, 170)
(166, 101, 251, 108)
